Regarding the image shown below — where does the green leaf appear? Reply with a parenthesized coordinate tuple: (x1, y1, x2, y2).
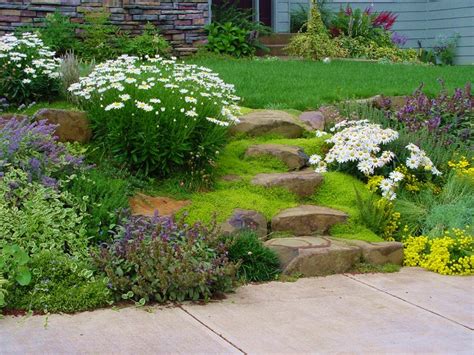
(15, 266, 32, 286)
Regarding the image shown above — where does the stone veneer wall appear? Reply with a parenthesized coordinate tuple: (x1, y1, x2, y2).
(0, 0, 210, 55)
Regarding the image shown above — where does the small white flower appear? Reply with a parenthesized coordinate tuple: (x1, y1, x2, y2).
(105, 102, 124, 111)
(119, 94, 131, 101)
(389, 171, 404, 182)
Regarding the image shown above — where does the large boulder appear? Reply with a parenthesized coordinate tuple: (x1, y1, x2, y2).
(271, 205, 347, 236)
(220, 209, 268, 239)
(33, 108, 92, 143)
(230, 110, 305, 138)
(251, 170, 323, 198)
(245, 144, 309, 170)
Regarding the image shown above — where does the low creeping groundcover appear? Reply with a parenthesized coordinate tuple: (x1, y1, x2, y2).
(69, 55, 241, 178)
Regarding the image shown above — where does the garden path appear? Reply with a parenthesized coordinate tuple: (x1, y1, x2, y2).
(2, 268, 473, 354)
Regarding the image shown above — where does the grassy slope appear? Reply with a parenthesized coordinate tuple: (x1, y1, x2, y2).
(167, 134, 383, 242)
(188, 58, 473, 111)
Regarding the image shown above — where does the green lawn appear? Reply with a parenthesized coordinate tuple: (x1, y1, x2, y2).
(188, 58, 473, 110)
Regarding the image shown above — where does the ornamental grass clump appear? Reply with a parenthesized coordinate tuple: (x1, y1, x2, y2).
(69, 55, 240, 178)
(94, 212, 237, 304)
(0, 32, 61, 106)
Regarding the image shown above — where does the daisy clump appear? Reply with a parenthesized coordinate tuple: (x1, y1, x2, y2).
(310, 120, 441, 200)
(0, 32, 61, 106)
(69, 55, 241, 178)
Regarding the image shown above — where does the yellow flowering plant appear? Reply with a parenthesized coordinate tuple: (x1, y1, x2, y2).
(403, 228, 473, 275)
(448, 156, 474, 179)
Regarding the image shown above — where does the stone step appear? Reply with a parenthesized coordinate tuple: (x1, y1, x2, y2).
(259, 33, 295, 45)
(265, 236, 404, 277)
(271, 205, 347, 236)
(245, 144, 309, 170)
(251, 170, 323, 198)
(230, 110, 306, 138)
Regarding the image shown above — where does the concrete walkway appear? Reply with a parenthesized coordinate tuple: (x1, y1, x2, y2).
(1, 268, 473, 354)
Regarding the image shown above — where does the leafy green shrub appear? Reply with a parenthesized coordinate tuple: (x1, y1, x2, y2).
(6, 250, 112, 313)
(206, 22, 256, 57)
(94, 213, 237, 303)
(290, 4, 310, 33)
(37, 11, 79, 55)
(228, 230, 280, 282)
(69, 56, 240, 178)
(119, 22, 170, 58)
(0, 32, 61, 106)
(78, 10, 119, 62)
(286, 3, 347, 60)
(210, 0, 270, 55)
(67, 169, 130, 242)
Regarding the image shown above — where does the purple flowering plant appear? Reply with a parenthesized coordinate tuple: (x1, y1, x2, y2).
(395, 81, 473, 146)
(0, 117, 85, 188)
(93, 211, 237, 303)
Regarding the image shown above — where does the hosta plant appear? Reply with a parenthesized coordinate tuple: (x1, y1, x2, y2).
(0, 32, 61, 106)
(69, 55, 240, 178)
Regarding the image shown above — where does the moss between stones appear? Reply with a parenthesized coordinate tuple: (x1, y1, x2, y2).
(182, 137, 383, 242)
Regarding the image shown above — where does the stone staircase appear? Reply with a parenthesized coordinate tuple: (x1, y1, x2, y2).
(257, 34, 294, 57)
(228, 109, 404, 276)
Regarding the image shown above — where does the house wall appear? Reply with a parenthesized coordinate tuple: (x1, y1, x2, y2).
(0, 0, 210, 55)
(277, 0, 474, 64)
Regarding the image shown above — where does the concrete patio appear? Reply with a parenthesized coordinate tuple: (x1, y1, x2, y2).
(1, 267, 473, 354)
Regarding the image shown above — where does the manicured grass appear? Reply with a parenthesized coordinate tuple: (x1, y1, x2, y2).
(188, 58, 473, 110)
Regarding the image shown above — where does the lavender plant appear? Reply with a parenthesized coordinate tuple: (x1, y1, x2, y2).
(0, 117, 84, 188)
(94, 212, 237, 303)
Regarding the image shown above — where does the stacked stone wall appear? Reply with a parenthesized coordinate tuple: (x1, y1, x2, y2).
(0, 0, 209, 55)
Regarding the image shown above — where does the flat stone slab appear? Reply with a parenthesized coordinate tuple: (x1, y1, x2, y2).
(245, 143, 309, 170)
(251, 170, 323, 198)
(129, 194, 190, 217)
(271, 205, 347, 236)
(230, 110, 305, 138)
(266, 237, 404, 276)
(220, 209, 268, 239)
